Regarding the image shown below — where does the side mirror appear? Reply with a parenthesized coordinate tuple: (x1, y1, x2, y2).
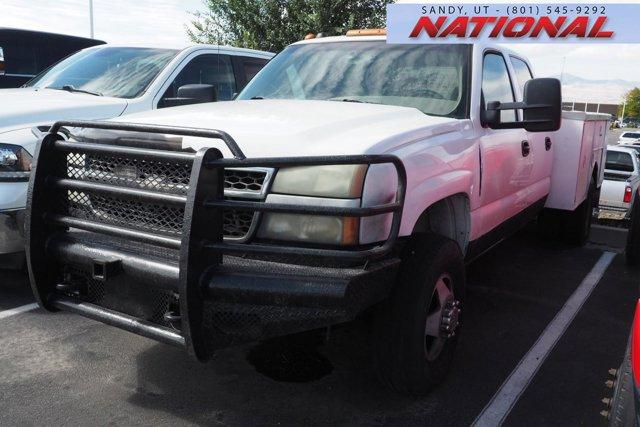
(161, 84, 217, 108)
(483, 78, 562, 132)
(0, 47, 5, 76)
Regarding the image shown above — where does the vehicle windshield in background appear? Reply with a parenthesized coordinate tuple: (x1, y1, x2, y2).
(622, 132, 640, 139)
(606, 151, 635, 172)
(238, 41, 470, 118)
(25, 47, 178, 98)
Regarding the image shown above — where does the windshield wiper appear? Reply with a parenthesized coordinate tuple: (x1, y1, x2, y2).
(327, 97, 379, 105)
(47, 85, 103, 97)
(250, 96, 266, 100)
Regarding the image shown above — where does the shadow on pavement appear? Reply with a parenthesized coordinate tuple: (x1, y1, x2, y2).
(0, 267, 33, 310)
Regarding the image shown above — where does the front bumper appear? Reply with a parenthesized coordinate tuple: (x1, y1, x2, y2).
(26, 121, 407, 361)
(46, 231, 400, 351)
(0, 209, 25, 254)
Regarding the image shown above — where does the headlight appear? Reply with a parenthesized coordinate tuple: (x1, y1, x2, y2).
(0, 143, 32, 180)
(258, 212, 359, 245)
(258, 165, 367, 246)
(271, 165, 368, 198)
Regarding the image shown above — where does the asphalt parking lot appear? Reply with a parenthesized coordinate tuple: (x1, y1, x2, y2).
(608, 128, 621, 146)
(0, 224, 637, 426)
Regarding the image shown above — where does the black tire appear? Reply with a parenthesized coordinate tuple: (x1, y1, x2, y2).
(609, 339, 637, 427)
(373, 234, 465, 396)
(562, 177, 595, 246)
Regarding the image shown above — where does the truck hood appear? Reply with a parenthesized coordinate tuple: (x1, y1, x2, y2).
(0, 88, 128, 132)
(115, 100, 461, 157)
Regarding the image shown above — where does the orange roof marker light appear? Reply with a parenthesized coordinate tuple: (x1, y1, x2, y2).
(346, 28, 387, 37)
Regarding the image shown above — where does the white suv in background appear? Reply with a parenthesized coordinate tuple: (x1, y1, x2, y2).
(619, 131, 640, 145)
(0, 44, 273, 265)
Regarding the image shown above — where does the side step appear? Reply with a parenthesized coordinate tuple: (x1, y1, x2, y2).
(50, 295, 186, 348)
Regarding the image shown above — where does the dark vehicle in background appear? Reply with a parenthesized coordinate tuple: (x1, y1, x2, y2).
(0, 28, 104, 88)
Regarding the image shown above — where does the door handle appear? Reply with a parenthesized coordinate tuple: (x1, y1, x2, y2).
(521, 140, 531, 157)
(545, 137, 552, 151)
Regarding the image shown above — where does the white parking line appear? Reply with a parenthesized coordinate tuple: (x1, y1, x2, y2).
(0, 303, 39, 320)
(472, 251, 617, 427)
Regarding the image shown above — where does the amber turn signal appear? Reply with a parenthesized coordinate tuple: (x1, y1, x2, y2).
(346, 28, 387, 37)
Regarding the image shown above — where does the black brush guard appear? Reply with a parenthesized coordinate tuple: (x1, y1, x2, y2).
(26, 120, 407, 361)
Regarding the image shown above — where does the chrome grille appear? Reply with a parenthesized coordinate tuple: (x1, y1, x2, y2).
(225, 169, 265, 191)
(224, 209, 258, 240)
(224, 168, 271, 199)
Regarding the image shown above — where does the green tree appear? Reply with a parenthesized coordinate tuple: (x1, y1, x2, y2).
(620, 87, 640, 120)
(186, 0, 392, 52)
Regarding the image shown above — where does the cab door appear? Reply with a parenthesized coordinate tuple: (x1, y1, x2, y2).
(477, 51, 533, 236)
(509, 55, 553, 207)
(156, 52, 238, 109)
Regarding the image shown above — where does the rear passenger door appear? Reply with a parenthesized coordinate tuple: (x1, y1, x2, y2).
(510, 55, 553, 203)
(477, 51, 533, 235)
(157, 53, 237, 108)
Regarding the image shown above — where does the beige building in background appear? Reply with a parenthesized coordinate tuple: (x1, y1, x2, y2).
(562, 102, 619, 118)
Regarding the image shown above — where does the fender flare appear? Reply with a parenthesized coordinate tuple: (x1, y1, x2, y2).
(400, 170, 474, 239)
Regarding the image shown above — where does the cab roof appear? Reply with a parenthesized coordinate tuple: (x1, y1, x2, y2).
(291, 34, 527, 60)
(80, 44, 274, 59)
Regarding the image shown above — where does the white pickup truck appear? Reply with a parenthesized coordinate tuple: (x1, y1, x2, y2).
(598, 146, 640, 222)
(25, 33, 607, 395)
(0, 44, 273, 264)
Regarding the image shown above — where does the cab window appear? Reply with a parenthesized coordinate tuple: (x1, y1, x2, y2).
(510, 56, 533, 98)
(241, 56, 268, 83)
(482, 53, 516, 123)
(159, 54, 237, 108)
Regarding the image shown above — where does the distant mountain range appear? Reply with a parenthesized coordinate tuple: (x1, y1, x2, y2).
(555, 74, 639, 105)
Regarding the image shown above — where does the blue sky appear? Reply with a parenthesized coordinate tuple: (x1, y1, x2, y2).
(0, 0, 203, 47)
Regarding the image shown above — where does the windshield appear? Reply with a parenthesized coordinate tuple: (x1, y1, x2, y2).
(622, 133, 640, 139)
(606, 151, 635, 172)
(238, 41, 470, 118)
(26, 47, 178, 98)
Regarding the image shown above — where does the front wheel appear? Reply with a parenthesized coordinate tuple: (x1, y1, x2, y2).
(373, 234, 465, 396)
